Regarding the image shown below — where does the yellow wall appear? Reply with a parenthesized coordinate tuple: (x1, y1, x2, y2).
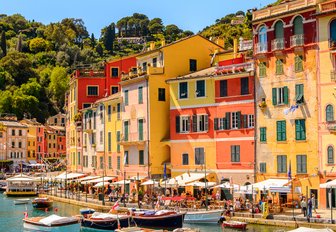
(25, 125, 36, 162)
(68, 81, 79, 171)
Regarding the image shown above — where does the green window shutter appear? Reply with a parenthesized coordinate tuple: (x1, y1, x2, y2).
(243, 115, 248, 128)
(272, 88, 277, 105)
(214, 118, 218, 130)
(117, 131, 120, 153)
(187, 116, 191, 132)
(277, 156, 281, 173)
(282, 121, 286, 141)
(237, 111, 241, 129)
(276, 121, 281, 141)
(138, 86, 143, 104)
(192, 115, 197, 132)
(260, 127, 266, 142)
(205, 115, 209, 131)
(283, 86, 289, 105)
(176, 116, 180, 133)
(237, 146, 240, 162)
(302, 119, 306, 140)
(225, 112, 231, 129)
(138, 119, 143, 141)
(124, 121, 129, 141)
(108, 132, 111, 152)
(259, 62, 266, 77)
(231, 145, 234, 162)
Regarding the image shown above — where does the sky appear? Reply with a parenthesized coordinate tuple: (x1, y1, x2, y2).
(1, 0, 276, 37)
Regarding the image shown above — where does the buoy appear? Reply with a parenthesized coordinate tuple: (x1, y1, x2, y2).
(45, 208, 48, 212)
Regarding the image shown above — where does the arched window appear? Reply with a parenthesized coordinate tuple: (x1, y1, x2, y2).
(330, 19, 336, 43)
(326, 104, 334, 122)
(328, 146, 334, 164)
(274, 21, 284, 39)
(259, 26, 267, 44)
(293, 16, 304, 35)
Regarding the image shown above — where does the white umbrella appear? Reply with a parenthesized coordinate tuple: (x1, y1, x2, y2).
(93, 182, 110, 188)
(141, 180, 159, 186)
(111, 180, 131, 185)
(185, 181, 216, 188)
(211, 182, 240, 189)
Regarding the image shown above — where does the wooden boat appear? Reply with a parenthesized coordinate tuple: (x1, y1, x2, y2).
(5, 174, 37, 196)
(80, 208, 95, 215)
(14, 198, 30, 205)
(132, 210, 185, 229)
(23, 214, 80, 232)
(222, 220, 247, 230)
(32, 197, 53, 209)
(81, 212, 132, 230)
(183, 209, 223, 224)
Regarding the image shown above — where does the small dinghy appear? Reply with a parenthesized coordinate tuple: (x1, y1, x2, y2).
(222, 220, 247, 230)
(14, 198, 30, 205)
(23, 214, 80, 232)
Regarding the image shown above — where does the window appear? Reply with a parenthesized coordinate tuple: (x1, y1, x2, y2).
(258, 26, 267, 52)
(274, 20, 284, 39)
(117, 131, 120, 152)
(328, 146, 334, 164)
(295, 119, 306, 140)
(231, 112, 241, 129)
(293, 16, 304, 35)
(295, 55, 303, 72)
(54, 118, 58, 124)
(117, 103, 121, 120)
(248, 115, 254, 128)
(0, 132, 3, 138)
(142, 62, 147, 72)
(176, 116, 190, 133)
(196, 80, 205, 97)
(330, 19, 336, 44)
(214, 117, 227, 130)
(272, 86, 288, 105)
(195, 147, 204, 165)
(78, 152, 81, 165)
(108, 105, 111, 121)
(100, 131, 103, 144)
(108, 132, 111, 152)
(295, 84, 304, 104)
(83, 103, 91, 109)
(326, 105, 334, 122)
(182, 153, 189, 165)
(111, 68, 119, 77)
(93, 112, 96, 129)
(124, 90, 129, 106)
(117, 156, 121, 170)
(123, 121, 129, 141)
(277, 155, 287, 173)
(220, 80, 227, 97)
(152, 58, 157, 67)
(275, 59, 284, 75)
(19, 130, 22, 136)
(231, 145, 240, 162)
(260, 127, 267, 142)
(260, 162, 266, 173)
(92, 132, 96, 144)
(92, 156, 97, 168)
(12, 130, 15, 136)
(179, 82, 188, 99)
(241, 77, 249, 95)
(87, 86, 98, 96)
(18, 142, 22, 148)
(189, 59, 197, 72)
(259, 62, 266, 77)
(108, 156, 112, 169)
(111, 86, 118, 94)
(100, 157, 104, 169)
(296, 155, 307, 173)
(192, 115, 208, 132)
(124, 151, 129, 165)
(139, 150, 144, 165)
(138, 86, 143, 104)
(276, 120, 286, 141)
(138, 119, 144, 141)
(158, 88, 165, 101)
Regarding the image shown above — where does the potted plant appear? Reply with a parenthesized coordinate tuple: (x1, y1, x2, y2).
(74, 112, 82, 123)
(258, 100, 267, 108)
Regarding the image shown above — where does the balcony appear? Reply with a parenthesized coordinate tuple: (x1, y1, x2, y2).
(331, 70, 336, 82)
(271, 38, 285, 51)
(215, 62, 254, 75)
(121, 66, 164, 81)
(319, 0, 336, 13)
(327, 123, 336, 132)
(239, 39, 253, 51)
(329, 40, 336, 50)
(290, 34, 304, 48)
(148, 66, 164, 75)
(119, 132, 145, 146)
(255, 43, 268, 55)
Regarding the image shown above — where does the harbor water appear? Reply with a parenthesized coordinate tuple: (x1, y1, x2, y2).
(0, 193, 291, 231)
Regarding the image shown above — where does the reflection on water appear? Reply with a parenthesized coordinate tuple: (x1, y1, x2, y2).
(0, 194, 291, 232)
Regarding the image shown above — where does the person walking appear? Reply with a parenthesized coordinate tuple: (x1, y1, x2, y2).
(311, 194, 317, 214)
(307, 197, 313, 221)
(301, 197, 307, 217)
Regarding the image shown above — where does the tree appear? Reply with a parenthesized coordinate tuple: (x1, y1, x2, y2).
(16, 33, 22, 52)
(148, 18, 164, 34)
(95, 43, 103, 57)
(90, 33, 96, 48)
(48, 66, 69, 110)
(29, 37, 47, 53)
(1, 31, 6, 56)
(102, 23, 115, 54)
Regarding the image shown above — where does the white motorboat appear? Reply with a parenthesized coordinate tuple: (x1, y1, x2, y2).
(23, 214, 80, 232)
(14, 198, 30, 205)
(183, 209, 223, 224)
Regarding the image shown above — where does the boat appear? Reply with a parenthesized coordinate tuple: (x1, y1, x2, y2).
(0, 181, 7, 192)
(287, 227, 333, 232)
(5, 174, 37, 196)
(183, 209, 223, 224)
(222, 220, 247, 230)
(131, 210, 185, 229)
(80, 208, 96, 215)
(32, 197, 53, 209)
(81, 212, 132, 230)
(14, 198, 30, 205)
(23, 214, 80, 232)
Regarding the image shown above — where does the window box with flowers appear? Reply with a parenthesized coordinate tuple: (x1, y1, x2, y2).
(258, 99, 267, 109)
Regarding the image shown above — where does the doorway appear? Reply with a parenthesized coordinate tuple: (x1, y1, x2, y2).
(310, 189, 318, 209)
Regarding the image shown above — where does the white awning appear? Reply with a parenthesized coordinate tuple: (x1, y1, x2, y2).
(211, 182, 240, 190)
(245, 179, 289, 191)
(320, 179, 336, 188)
(141, 180, 159, 186)
(111, 180, 131, 185)
(94, 182, 111, 188)
(185, 181, 216, 188)
(81, 176, 116, 184)
(55, 172, 86, 180)
(7, 174, 38, 182)
(29, 160, 37, 164)
(269, 186, 291, 193)
(129, 175, 147, 181)
(78, 175, 101, 182)
(164, 172, 208, 186)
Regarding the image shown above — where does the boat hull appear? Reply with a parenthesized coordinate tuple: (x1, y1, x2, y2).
(23, 221, 80, 232)
(81, 216, 131, 230)
(132, 213, 185, 229)
(184, 210, 223, 224)
(222, 221, 247, 230)
(5, 191, 37, 197)
(32, 201, 53, 209)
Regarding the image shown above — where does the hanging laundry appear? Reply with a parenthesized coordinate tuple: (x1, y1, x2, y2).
(289, 105, 299, 113)
(283, 108, 290, 115)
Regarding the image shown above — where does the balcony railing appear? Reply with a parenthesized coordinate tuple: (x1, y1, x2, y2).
(290, 34, 304, 47)
(327, 123, 336, 132)
(329, 40, 336, 50)
(271, 38, 285, 51)
(239, 39, 253, 51)
(256, 43, 268, 54)
(121, 66, 164, 81)
(320, 0, 336, 13)
(331, 70, 336, 82)
(215, 62, 254, 75)
(120, 132, 145, 145)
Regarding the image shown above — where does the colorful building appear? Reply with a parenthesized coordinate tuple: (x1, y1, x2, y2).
(316, 0, 336, 208)
(119, 35, 224, 179)
(46, 113, 66, 127)
(167, 40, 254, 186)
(253, 0, 320, 202)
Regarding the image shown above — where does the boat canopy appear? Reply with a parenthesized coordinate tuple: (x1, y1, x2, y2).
(7, 174, 38, 182)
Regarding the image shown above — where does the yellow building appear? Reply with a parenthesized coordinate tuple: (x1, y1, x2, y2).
(120, 35, 223, 179)
(20, 119, 42, 162)
(316, 0, 336, 208)
(253, 0, 320, 201)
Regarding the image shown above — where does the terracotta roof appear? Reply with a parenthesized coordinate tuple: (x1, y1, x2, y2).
(0, 121, 27, 128)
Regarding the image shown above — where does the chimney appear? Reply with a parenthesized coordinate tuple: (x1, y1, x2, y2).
(233, 38, 238, 58)
(161, 39, 166, 47)
(149, 42, 155, 50)
(216, 37, 225, 48)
